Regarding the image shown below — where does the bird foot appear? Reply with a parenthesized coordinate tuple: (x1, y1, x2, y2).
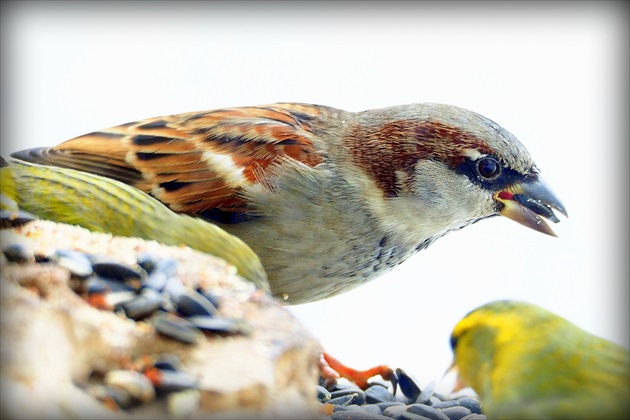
(320, 352, 397, 393)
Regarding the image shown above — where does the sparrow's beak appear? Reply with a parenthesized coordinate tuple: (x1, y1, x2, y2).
(495, 176, 568, 237)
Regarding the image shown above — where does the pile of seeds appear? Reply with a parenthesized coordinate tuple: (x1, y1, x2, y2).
(2, 216, 486, 419)
(318, 370, 486, 420)
(2, 238, 252, 416)
(78, 354, 201, 416)
(3, 243, 250, 343)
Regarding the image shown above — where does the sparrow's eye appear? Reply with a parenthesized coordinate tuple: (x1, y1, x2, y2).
(476, 157, 501, 180)
(459, 155, 516, 190)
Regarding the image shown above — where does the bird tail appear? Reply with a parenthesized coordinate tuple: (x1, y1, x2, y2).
(0, 158, 18, 207)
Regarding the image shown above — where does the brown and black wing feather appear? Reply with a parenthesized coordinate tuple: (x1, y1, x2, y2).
(10, 103, 325, 221)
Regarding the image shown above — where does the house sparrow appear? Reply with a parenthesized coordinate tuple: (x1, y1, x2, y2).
(11, 102, 567, 305)
(449, 300, 630, 419)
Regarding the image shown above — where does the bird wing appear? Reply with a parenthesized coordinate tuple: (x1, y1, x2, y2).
(11, 103, 325, 221)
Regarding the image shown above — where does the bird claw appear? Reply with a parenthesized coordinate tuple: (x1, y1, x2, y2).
(321, 352, 398, 393)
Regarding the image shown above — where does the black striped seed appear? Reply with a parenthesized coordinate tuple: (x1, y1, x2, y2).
(396, 368, 421, 401)
(153, 313, 203, 344)
(365, 384, 398, 404)
(185, 316, 250, 336)
(115, 289, 164, 320)
(54, 249, 93, 278)
(0, 209, 38, 229)
(152, 369, 199, 394)
(3, 243, 34, 264)
(175, 290, 220, 318)
(90, 256, 143, 281)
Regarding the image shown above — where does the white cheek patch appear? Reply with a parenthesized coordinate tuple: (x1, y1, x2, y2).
(202, 151, 247, 187)
(403, 160, 494, 228)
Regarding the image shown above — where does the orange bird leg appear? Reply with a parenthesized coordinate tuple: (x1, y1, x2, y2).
(322, 352, 398, 393)
(319, 352, 341, 388)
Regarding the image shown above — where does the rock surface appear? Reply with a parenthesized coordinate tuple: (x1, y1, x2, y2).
(0, 220, 323, 419)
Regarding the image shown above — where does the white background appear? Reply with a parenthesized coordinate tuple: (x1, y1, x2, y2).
(2, 1, 628, 392)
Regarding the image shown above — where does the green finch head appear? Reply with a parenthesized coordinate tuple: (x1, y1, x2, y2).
(449, 300, 630, 419)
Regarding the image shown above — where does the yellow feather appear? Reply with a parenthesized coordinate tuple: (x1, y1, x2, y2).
(450, 300, 630, 419)
(0, 159, 269, 292)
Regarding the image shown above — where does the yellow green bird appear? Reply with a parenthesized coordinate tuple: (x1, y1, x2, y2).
(449, 300, 630, 419)
(0, 158, 269, 291)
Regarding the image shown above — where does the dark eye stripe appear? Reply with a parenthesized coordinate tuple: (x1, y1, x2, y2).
(457, 156, 526, 191)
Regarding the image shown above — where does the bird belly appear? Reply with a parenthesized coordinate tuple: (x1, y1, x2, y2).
(220, 168, 419, 304)
(226, 213, 415, 304)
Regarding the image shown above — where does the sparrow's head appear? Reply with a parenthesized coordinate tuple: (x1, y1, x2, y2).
(348, 103, 567, 244)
